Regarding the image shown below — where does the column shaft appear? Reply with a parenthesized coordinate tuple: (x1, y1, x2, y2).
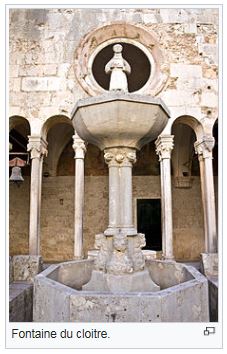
(120, 165, 133, 229)
(162, 158, 173, 259)
(27, 136, 47, 255)
(73, 135, 86, 259)
(155, 135, 174, 260)
(195, 136, 217, 253)
(204, 157, 217, 252)
(29, 157, 41, 254)
(198, 157, 208, 251)
(104, 147, 136, 235)
(108, 165, 120, 229)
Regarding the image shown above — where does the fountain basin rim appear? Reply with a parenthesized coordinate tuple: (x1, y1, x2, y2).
(71, 92, 171, 118)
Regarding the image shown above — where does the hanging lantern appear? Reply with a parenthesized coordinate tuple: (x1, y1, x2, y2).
(9, 157, 27, 186)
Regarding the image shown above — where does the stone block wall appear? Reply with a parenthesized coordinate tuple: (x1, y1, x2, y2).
(9, 8, 218, 262)
(9, 177, 30, 255)
(9, 175, 204, 261)
(9, 8, 218, 123)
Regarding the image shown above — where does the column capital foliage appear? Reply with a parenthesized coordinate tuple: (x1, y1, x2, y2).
(194, 135, 215, 159)
(104, 147, 136, 167)
(72, 134, 87, 159)
(27, 136, 48, 159)
(155, 135, 174, 160)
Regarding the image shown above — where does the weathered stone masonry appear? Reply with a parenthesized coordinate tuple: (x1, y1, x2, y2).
(9, 8, 218, 262)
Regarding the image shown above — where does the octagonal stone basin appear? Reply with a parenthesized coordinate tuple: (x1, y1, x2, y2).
(33, 260, 209, 322)
(71, 93, 170, 150)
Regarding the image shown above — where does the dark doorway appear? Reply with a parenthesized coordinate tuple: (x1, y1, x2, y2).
(137, 199, 162, 251)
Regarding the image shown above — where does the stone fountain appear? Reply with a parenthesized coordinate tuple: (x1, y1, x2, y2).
(33, 44, 209, 322)
(72, 44, 169, 292)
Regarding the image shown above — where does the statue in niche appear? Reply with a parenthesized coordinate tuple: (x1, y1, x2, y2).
(105, 44, 131, 92)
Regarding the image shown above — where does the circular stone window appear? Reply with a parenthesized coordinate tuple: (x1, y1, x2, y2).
(92, 42, 151, 93)
(74, 23, 169, 96)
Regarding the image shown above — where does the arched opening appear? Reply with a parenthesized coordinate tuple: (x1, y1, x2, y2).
(40, 117, 74, 262)
(171, 117, 204, 261)
(9, 116, 31, 256)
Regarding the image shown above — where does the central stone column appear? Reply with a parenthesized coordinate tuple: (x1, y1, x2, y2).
(104, 147, 137, 236)
(83, 147, 160, 292)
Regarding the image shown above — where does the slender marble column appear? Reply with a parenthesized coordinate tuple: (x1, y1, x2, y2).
(72, 134, 87, 259)
(155, 135, 174, 260)
(104, 147, 137, 235)
(194, 136, 217, 253)
(27, 136, 47, 255)
(104, 150, 120, 234)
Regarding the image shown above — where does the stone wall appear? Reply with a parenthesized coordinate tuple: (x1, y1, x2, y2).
(9, 8, 218, 262)
(9, 177, 30, 255)
(9, 175, 204, 261)
(9, 8, 218, 124)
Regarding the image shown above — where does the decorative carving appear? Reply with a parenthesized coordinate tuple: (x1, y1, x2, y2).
(106, 232, 133, 275)
(105, 44, 131, 92)
(72, 134, 87, 159)
(194, 136, 215, 159)
(131, 233, 146, 271)
(104, 147, 136, 167)
(94, 234, 110, 272)
(155, 135, 174, 161)
(27, 136, 48, 159)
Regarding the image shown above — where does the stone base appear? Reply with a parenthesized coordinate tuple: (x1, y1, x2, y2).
(82, 269, 160, 293)
(200, 253, 218, 277)
(12, 255, 43, 283)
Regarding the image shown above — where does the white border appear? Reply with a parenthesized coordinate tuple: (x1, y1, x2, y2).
(2, 1, 224, 352)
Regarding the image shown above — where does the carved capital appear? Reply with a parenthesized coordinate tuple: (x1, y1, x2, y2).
(72, 134, 87, 159)
(27, 136, 48, 159)
(155, 135, 174, 161)
(104, 147, 136, 167)
(194, 136, 215, 159)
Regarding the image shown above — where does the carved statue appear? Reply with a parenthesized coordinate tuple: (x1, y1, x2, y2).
(105, 44, 131, 92)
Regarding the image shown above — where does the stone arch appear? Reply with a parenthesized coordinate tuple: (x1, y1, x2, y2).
(9, 115, 31, 134)
(74, 22, 169, 96)
(41, 114, 73, 141)
(41, 115, 74, 177)
(171, 116, 201, 180)
(9, 115, 31, 170)
(171, 115, 205, 260)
